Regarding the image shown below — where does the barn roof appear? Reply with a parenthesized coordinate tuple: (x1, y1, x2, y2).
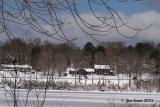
(94, 64, 110, 69)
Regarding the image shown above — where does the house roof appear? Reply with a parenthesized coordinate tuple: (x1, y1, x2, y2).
(1, 64, 32, 69)
(94, 64, 110, 69)
(84, 68, 94, 72)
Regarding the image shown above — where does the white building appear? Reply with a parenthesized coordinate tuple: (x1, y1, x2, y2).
(0, 64, 33, 72)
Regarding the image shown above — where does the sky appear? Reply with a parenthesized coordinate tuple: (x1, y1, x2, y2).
(78, 0, 153, 15)
(0, 0, 160, 47)
(63, 0, 160, 47)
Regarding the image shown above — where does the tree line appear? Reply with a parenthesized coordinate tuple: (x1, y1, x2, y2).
(0, 38, 160, 76)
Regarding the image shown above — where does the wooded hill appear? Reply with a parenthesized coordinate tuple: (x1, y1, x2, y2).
(0, 38, 160, 76)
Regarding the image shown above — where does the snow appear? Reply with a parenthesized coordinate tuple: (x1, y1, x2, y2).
(0, 70, 150, 84)
(0, 72, 111, 87)
(0, 89, 160, 107)
(1, 64, 32, 69)
(0, 69, 156, 92)
(94, 64, 110, 69)
(84, 68, 94, 72)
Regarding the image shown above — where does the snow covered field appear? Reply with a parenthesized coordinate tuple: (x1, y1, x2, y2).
(0, 70, 159, 107)
(0, 89, 160, 107)
(0, 70, 145, 85)
(0, 70, 155, 92)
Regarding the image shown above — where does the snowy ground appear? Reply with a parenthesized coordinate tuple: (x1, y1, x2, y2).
(0, 71, 159, 107)
(0, 70, 155, 92)
(0, 70, 138, 84)
(0, 89, 160, 107)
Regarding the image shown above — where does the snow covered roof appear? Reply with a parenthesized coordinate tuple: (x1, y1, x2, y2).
(84, 68, 94, 72)
(1, 64, 32, 69)
(94, 65, 110, 69)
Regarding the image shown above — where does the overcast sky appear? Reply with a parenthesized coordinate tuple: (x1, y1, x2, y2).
(0, 0, 160, 47)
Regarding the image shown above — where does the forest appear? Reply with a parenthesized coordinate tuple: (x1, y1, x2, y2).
(0, 38, 160, 76)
